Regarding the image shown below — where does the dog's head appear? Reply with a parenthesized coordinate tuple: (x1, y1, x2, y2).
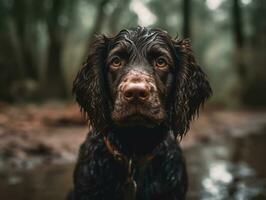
(73, 27, 212, 137)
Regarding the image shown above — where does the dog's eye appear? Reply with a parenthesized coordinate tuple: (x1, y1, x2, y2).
(155, 57, 168, 69)
(111, 56, 122, 68)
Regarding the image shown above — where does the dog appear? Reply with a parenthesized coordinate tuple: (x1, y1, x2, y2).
(71, 26, 212, 200)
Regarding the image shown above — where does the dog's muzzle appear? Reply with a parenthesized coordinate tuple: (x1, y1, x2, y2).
(119, 70, 157, 104)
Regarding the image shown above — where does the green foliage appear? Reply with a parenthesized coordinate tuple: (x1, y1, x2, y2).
(0, 0, 265, 106)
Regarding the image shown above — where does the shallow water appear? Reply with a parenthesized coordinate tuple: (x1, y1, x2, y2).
(186, 132, 266, 200)
(0, 131, 266, 200)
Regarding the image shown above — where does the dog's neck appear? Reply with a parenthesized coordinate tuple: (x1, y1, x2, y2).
(106, 123, 169, 156)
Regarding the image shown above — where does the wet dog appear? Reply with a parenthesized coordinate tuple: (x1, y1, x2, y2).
(71, 27, 212, 200)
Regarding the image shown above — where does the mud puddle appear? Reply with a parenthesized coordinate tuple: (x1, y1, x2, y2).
(0, 130, 266, 200)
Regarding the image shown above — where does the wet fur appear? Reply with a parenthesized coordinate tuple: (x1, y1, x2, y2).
(71, 27, 212, 200)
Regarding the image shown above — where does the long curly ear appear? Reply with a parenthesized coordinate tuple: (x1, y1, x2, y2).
(73, 35, 110, 133)
(171, 39, 212, 137)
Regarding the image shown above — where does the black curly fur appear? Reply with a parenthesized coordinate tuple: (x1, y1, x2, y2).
(171, 39, 212, 137)
(71, 27, 212, 200)
(72, 131, 188, 200)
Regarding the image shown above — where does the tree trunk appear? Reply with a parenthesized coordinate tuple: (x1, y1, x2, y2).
(182, 0, 191, 39)
(108, 0, 130, 35)
(42, 0, 67, 99)
(232, 0, 247, 84)
(242, 0, 266, 106)
(12, 0, 39, 80)
(44, 31, 67, 99)
(84, 0, 111, 58)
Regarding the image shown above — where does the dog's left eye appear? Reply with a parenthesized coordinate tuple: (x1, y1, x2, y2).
(109, 56, 124, 70)
(111, 57, 122, 67)
(155, 57, 168, 69)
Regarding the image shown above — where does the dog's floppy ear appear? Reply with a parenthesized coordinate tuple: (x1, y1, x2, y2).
(171, 39, 212, 137)
(73, 35, 110, 132)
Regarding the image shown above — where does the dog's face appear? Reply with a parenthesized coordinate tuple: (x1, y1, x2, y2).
(107, 30, 175, 127)
(73, 27, 212, 137)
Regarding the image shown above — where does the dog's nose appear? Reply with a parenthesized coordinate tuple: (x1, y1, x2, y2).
(123, 82, 150, 102)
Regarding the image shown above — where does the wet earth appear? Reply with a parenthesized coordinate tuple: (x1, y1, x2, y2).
(0, 127, 266, 200)
(0, 105, 266, 200)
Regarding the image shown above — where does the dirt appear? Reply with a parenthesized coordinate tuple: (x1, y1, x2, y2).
(0, 102, 266, 170)
(0, 102, 87, 170)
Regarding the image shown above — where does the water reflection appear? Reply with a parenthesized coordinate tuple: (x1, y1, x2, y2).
(0, 164, 74, 200)
(202, 162, 233, 198)
(0, 131, 266, 200)
(186, 131, 266, 200)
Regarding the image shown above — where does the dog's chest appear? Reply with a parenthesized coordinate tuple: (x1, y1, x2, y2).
(75, 135, 186, 199)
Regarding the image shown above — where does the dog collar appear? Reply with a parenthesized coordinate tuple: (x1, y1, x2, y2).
(103, 132, 173, 199)
(103, 136, 157, 199)
(103, 136, 155, 166)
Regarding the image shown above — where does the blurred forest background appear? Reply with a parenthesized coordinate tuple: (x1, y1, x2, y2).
(0, 0, 265, 106)
(0, 0, 266, 199)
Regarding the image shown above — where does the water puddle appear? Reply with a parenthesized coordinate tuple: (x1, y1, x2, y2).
(0, 131, 266, 200)
(187, 132, 266, 200)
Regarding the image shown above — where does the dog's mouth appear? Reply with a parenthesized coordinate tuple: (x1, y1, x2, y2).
(111, 104, 166, 127)
(115, 114, 157, 127)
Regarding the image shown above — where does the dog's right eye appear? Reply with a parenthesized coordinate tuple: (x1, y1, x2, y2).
(154, 56, 169, 71)
(110, 56, 123, 69)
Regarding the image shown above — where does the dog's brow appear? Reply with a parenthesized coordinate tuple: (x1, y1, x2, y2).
(149, 45, 173, 62)
(152, 47, 169, 55)
(108, 46, 124, 57)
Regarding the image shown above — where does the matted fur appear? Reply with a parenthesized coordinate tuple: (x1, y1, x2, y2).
(71, 27, 212, 200)
(73, 28, 212, 137)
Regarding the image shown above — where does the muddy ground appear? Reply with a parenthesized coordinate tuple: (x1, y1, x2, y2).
(1, 103, 266, 200)
(0, 102, 265, 170)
